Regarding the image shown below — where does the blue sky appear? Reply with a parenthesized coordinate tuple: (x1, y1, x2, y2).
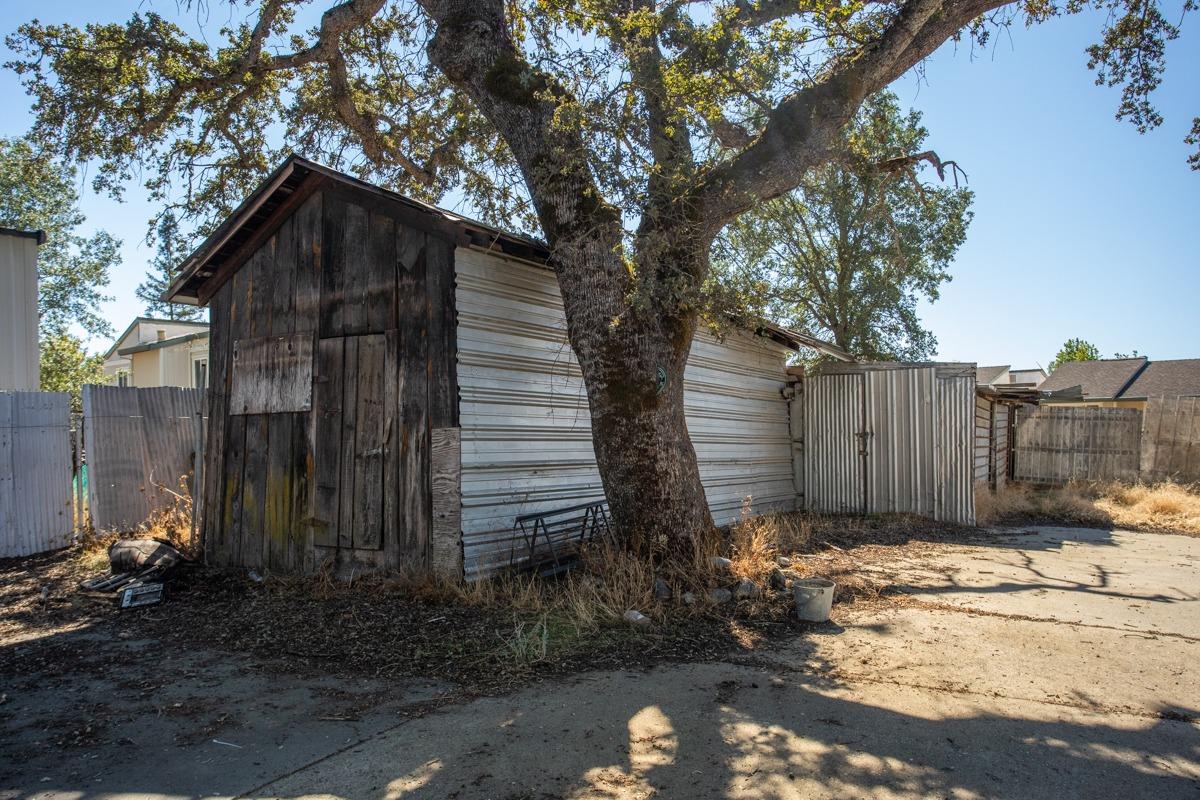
(1, 2, 1197, 369)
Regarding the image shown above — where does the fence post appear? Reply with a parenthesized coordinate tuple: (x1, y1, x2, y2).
(73, 421, 84, 536)
(192, 408, 204, 560)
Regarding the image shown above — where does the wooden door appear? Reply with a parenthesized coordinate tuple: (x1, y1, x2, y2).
(312, 333, 396, 550)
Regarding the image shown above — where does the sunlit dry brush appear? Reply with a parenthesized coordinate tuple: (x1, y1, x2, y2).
(976, 480, 1200, 535)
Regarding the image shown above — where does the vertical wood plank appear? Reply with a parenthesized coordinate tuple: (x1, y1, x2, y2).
(320, 193, 347, 338)
(293, 191, 323, 329)
(341, 202, 370, 335)
(352, 334, 386, 550)
(366, 211, 397, 333)
(240, 414, 269, 568)
(431, 426, 462, 577)
(425, 235, 458, 429)
(337, 336, 360, 550)
(383, 330, 400, 565)
(398, 240, 430, 566)
(313, 337, 345, 547)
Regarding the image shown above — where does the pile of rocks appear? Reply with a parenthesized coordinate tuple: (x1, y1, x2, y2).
(625, 554, 819, 628)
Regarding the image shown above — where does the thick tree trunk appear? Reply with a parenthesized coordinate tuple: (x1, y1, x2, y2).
(551, 238, 718, 561)
(422, 0, 717, 560)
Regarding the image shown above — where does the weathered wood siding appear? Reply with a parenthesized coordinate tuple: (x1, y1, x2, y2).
(454, 248, 794, 579)
(1141, 395, 1200, 483)
(974, 396, 1012, 489)
(203, 187, 457, 574)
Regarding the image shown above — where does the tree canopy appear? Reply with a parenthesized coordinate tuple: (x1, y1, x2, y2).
(1049, 337, 1102, 372)
(6, 0, 1195, 241)
(713, 92, 972, 362)
(39, 333, 108, 411)
(135, 211, 207, 322)
(0, 137, 119, 339)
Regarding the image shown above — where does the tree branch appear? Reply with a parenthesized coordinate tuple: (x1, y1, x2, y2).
(689, 0, 1012, 233)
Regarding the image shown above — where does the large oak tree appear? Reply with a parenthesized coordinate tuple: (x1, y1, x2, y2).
(7, 0, 1193, 560)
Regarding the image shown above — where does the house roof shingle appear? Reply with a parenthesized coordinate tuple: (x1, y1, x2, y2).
(1040, 357, 1147, 400)
(1120, 359, 1200, 399)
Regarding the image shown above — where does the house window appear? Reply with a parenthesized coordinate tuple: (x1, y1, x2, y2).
(194, 358, 208, 393)
(117, 372, 129, 388)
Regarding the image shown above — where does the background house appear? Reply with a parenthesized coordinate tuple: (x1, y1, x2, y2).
(0, 228, 43, 390)
(101, 317, 210, 389)
(977, 364, 1047, 389)
(1040, 357, 1200, 409)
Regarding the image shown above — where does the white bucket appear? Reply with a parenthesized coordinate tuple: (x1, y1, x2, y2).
(793, 577, 836, 622)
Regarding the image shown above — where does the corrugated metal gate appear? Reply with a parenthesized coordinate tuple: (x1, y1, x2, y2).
(799, 364, 975, 525)
(0, 391, 73, 557)
(82, 385, 205, 532)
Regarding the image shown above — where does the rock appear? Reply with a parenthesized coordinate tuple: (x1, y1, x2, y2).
(681, 591, 697, 606)
(733, 577, 761, 599)
(709, 587, 733, 604)
(710, 556, 733, 572)
(653, 578, 672, 600)
(776, 555, 792, 568)
(623, 609, 652, 628)
(769, 568, 787, 591)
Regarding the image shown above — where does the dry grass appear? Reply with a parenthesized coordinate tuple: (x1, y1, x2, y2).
(977, 480, 1200, 535)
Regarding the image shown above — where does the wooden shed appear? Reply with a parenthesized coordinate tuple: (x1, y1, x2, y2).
(167, 156, 842, 578)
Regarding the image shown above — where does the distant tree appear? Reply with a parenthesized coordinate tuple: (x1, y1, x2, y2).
(135, 211, 206, 322)
(713, 93, 972, 362)
(1049, 338, 1102, 372)
(1113, 349, 1141, 359)
(0, 138, 118, 338)
(39, 333, 107, 411)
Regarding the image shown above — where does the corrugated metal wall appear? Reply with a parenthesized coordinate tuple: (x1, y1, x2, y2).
(800, 365, 976, 526)
(0, 391, 73, 557)
(935, 373, 976, 525)
(455, 248, 795, 578)
(866, 368, 937, 515)
(0, 234, 41, 390)
(83, 385, 205, 532)
(803, 373, 865, 514)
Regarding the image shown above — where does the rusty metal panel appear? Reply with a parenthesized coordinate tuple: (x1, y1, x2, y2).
(454, 248, 795, 579)
(0, 391, 72, 557)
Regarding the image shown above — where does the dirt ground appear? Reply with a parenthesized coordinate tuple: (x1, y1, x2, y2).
(2, 525, 1198, 799)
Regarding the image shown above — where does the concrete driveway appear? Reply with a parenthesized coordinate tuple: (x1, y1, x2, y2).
(257, 526, 1200, 799)
(4, 526, 1198, 799)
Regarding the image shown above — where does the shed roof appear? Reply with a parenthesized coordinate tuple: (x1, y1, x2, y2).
(164, 155, 852, 361)
(1040, 357, 1147, 400)
(1120, 359, 1200, 399)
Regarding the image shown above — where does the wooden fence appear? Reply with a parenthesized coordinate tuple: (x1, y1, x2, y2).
(1141, 396, 1200, 483)
(82, 385, 205, 532)
(1012, 397, 1200, 485)
(0, 392, 74, 558)
(1012, 406, 1142, 484)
